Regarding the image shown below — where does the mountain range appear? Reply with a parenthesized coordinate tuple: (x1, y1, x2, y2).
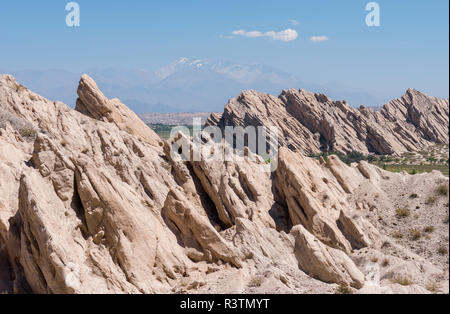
(206, 88, 449, 155)
(2, 58, 387, 113)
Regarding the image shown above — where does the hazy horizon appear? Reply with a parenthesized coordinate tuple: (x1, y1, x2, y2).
(1, 0, 448, 112)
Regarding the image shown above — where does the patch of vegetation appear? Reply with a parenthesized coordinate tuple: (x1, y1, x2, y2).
(408, 229, 422, 241)
(396, 208, 410, 219)
(423, 226, 435, 233)
(307, 144, 449, 176)
(381, 259, 390, 267)
(425, 196, 437, 205)
(437, 246, 448, 256)
(335, 283, 353, 294)
(19, 127, 36, 139)
(426, 282, 440, 293)
(0, 108, 36, 141)
(391, 276, 413, 286)
(391, 231, 404, 239)
(374, 164, 449, 176)
(436, 184, 449, 197)
(248, 276, 264, 288)
(409, 193, 418, 199)
(147, 123, 194, 140)
(308, 150, 367, 165)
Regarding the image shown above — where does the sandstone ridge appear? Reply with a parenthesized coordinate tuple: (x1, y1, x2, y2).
(0, 74, 448, 294)
(206, 88, 449, 155)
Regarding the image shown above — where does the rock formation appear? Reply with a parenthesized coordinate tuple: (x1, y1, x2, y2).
(206, 88, 449, 155)
(0, 74, 448, 294)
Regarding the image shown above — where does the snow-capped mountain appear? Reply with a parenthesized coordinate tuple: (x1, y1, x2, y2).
(155, 57, 299, 86)
(2, 58, 385, 113)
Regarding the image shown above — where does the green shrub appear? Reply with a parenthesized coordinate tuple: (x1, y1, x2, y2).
(391, 231, 404, 239)
(307, 151, 368, 165)
(425, 196, 437, 205)
(19, 127, 36, 138)
(436, 184, 449, 197)
(335, 283, 353, 294)
(437, 246, 448, 255)
(0, 109, 36, 141)
(396, 208, 410, 218)
(391, 276, 412, 286)
(426, 282, 440, 293)
(408, 229, 422, 241)
(248, 276, 264, 287)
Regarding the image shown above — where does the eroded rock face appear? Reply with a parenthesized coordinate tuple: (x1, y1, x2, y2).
(291, 225, 365, 288)
(0, 74, 448, 294)
(276, 148, 351, 251)
(76, 74, 161, 148)
(206, 88, 449, 155)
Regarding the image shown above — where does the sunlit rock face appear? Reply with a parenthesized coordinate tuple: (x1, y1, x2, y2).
(207, 88, 449, 156)
(0, 74, 448, 294)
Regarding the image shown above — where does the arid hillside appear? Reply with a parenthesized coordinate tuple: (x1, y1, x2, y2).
(206, 88, 449, 155)
(0, 75, 448, 294)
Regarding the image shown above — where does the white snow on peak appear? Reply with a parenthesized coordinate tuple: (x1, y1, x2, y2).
(177, 57, 189, 64)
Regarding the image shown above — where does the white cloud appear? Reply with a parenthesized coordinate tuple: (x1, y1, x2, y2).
(238, 30, 264, 38)
(220, 35, 236, 39)
(231, 29, 298, 42)
(266, 29, 298, 42)
(232, 30, 263, 38)
(309, 36, 329, 43)
(288, 19, 300, 26)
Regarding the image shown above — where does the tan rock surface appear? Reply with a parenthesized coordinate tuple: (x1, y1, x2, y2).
(291, 225, 365, 288)
(0, 74, 448, 294)
(76, 74, 161, 148)
(207, 88, 449, 155)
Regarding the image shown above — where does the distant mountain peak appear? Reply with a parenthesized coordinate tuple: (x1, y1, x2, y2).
(4, 58, 394, 113)
(177, 57, 189, 64)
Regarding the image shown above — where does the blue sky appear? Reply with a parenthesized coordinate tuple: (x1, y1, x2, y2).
(0, 0, 448, 99)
